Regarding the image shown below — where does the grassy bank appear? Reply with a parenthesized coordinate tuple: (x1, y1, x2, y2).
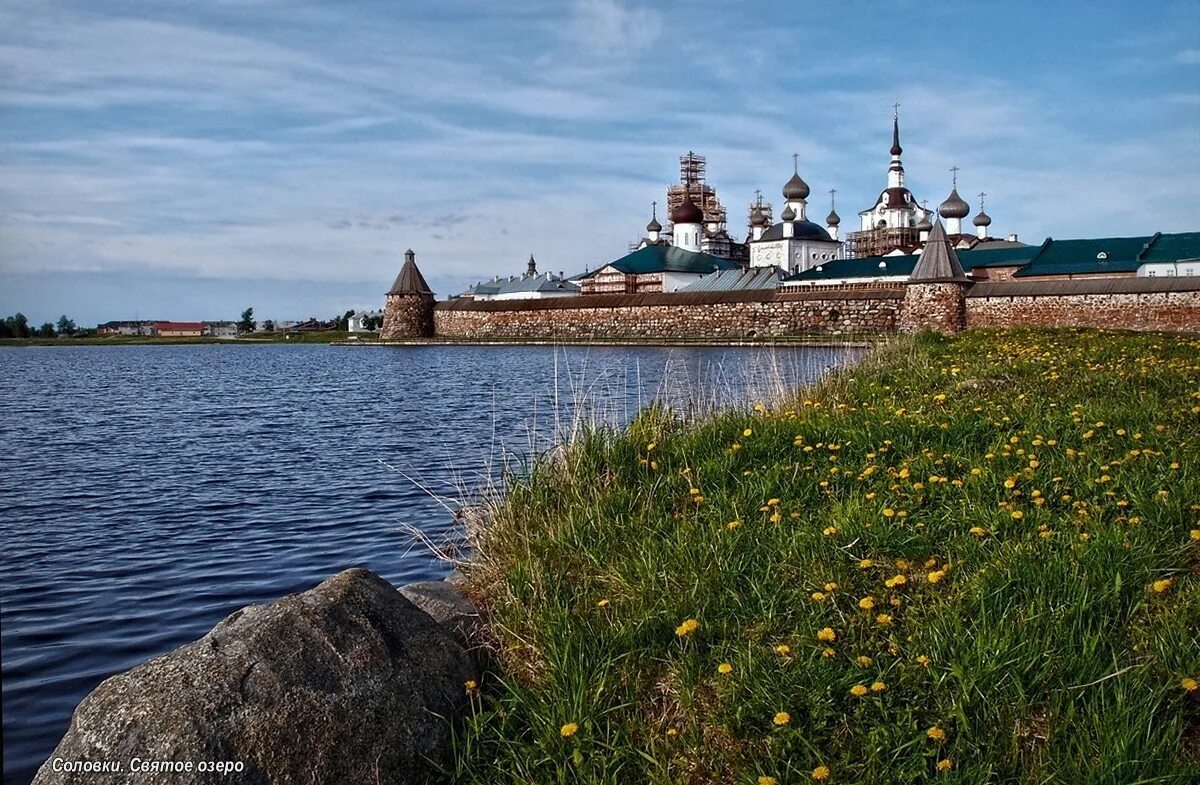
(455, 328, 1199, 784)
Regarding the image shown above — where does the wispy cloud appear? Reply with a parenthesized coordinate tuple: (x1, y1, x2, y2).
(1, 0, 1197, 324)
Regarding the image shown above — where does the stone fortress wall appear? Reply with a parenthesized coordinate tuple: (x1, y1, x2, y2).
(418, 279, 1200, 339)
(434, 289, 904, 339)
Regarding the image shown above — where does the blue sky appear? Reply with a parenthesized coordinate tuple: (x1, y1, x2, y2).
(1, 0, 1197, 325)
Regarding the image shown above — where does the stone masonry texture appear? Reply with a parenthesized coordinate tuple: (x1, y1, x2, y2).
(434, 290, 904, 339)
(381, 293, 435, 339)
(417, 280, 1200, 341)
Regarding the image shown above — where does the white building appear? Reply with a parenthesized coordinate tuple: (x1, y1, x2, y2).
(347, 310, 384, 332)
(748, 158, 842, 274)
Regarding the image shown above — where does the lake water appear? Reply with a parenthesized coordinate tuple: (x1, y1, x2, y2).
(0, 342, 859, 784)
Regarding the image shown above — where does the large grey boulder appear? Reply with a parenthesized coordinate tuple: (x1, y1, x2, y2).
(34, 568, 477, 785)
(399, 580, 483, 654)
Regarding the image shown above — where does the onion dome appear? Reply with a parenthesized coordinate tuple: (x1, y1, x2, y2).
(916, 213, 933, 232)
(670, 197, 703, 224)
(782, 172, 809, 201)
(780, 204, 797, 221)
(938, 188, 970, 220)
(972, 209, 991, 228)
(750, 208, 768, 227)
(890, 116, 903, 156)
(826, 208, 840, 227)
(646, 215, 662, 232)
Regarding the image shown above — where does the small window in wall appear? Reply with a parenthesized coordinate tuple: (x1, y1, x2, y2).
(1147, 269, 1156, 277)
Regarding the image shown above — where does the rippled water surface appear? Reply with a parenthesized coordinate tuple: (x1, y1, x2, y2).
(0, 342, 859, 783)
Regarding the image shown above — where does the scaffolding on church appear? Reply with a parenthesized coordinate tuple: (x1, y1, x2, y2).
(844, 226, 922, 258)
(666, 152, 728, 234)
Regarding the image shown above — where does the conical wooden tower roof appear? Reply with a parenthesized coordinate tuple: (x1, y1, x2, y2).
(911, 220, 969, 283)
(387, 249, 434, 295)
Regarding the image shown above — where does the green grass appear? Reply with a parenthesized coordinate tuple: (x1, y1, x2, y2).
(453, 328, 1200, 784)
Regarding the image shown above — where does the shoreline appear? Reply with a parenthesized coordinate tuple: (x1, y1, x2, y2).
(333, 337, 880, 348)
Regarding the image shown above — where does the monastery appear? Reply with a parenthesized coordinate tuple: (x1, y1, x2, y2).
(450, 111, 1198, 301)
(380, 111, 1200, 340)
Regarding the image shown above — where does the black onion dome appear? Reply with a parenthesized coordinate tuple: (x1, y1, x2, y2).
(973, 210, 992, 227)
(670, 198, 703, 224)
(647, 216, 662, 232)
(758, 219, 831, 242)
(782, 172, 809, 200)
(916, 213, 933, 231)
(826, 209, 840, 226)
(939, 188, 970, 220)
(750, 208, 768, 227)
(780, 204, 797, 221)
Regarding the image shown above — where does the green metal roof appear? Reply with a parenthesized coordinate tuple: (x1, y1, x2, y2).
(588, 244, 739, 278)
(786, 254, 917, 281)
(1013, 235, 1152, 277)
(956, 244, 1041, 268)
(1139, 231, 1200, 263)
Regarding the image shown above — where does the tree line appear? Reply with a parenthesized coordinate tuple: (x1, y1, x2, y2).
(0, 313, 78, 339)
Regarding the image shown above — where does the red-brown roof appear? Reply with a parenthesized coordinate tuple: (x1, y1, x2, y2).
(153, 322, 205, 331)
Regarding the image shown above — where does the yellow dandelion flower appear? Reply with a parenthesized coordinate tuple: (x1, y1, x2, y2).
(936, 759, 953, 773)
(727, 520, 742, 530)
(758, 777, 778, 785)
(870, 680, 887, 692)
(1152, 578, 1175, 594)
(1011, 510, 1025, 520)
(927, 726, 946, 741)
(885, 574, 907, 587)
(970, 526, 989, 537)
(646, 442, 656, 451)
(773, 711, 791, 726)
(927, 570, 946, 584)
(775, 643, 792, 656)
(858, 596, 876, 610)
(597, 598, 610, 608)
(464, 679, 478, 693)
(1182, 677, 1198, 692)
(856, 655, 873, 667)
(743, 428, 753, 437)
(817, 627, 837, 642)
(666, 727, 677, 736)
(717, 662, 733, 675)
(822, 647, 836, 658)
(916, 654, 931, 667)
(811, 591, 826, 601)
(1191, 529, 1200, 541)
(824, 582, 838, 591)
(875, 613, 893, 626)
(675, 618, 700, 637)
(560, 722, 579, 738)
(689, 487, 701, 496)
(850, 684, 869, 696)
(767, 497, 781, 507)
(823, 526, 838, 536)
(811, 765, 830, 781)
(883, 508, 896, 518)
(859, 558, 875, 569)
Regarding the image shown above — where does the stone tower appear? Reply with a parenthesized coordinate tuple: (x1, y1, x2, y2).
(899, 220, 970, 334)
(380, 249, 435, 339)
